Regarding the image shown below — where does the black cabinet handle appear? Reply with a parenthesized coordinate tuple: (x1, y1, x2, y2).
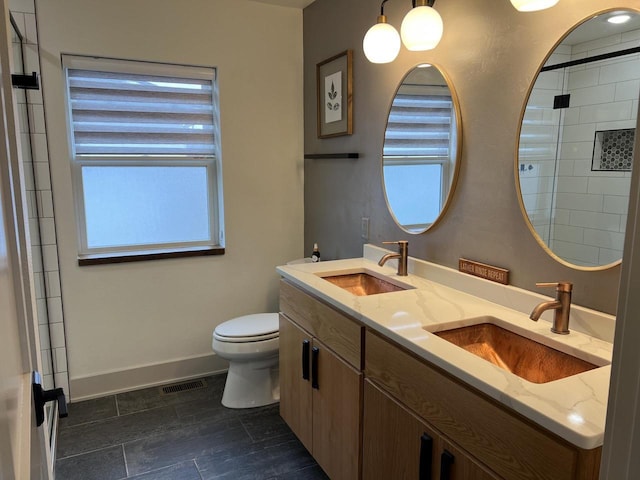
(302, 340, 310, 381)
(439, 450, 454, 480)
(311, 347, 319, 389)
(419, 433, 433, 480)
(32, 371, 68, 427)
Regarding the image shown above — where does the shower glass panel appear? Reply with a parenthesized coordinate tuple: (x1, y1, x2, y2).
(10, 13, 56, 432)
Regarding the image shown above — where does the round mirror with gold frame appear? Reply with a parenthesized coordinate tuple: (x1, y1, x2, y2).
(516, 9, 639, 270)
(382, 63, 462, 234)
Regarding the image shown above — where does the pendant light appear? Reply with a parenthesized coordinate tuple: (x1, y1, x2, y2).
(363, 0, 401, 63)
(608, 13, 631, 24)
(364, 0, 558, 65)
(400, 0, 443, 51)
(510, 0, 559, 12)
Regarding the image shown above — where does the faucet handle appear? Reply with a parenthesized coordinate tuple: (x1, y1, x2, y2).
(536, 281, 573, 293)
(382, 241, 408, 254)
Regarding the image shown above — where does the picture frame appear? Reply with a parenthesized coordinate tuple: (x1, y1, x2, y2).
(316, 49, 353, 138)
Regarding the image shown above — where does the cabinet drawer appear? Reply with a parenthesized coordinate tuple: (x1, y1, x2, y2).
(280, 280, 362, 369)
(365, 330, 600, 480)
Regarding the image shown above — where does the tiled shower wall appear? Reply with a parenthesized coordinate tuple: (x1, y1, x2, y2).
(552, 31, 637, 266)
(10, 0, 69, 397)
(520, 28, 638, 267)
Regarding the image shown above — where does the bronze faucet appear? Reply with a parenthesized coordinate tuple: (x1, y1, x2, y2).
(378, 241, 408, 276)
(530, 282, 573, 334)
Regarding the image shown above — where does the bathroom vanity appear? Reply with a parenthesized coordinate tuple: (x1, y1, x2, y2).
(277, 245, 613, 480)
(279, 280, 363, 480)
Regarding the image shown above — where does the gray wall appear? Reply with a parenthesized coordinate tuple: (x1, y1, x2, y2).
(303, 0, 640, 314)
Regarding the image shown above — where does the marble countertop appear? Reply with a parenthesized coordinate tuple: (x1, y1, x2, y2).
(276, 245, 614, 450)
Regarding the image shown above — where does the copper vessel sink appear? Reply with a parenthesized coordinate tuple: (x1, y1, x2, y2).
(322, 272, 409, 296)
(434, 323, 599, 383)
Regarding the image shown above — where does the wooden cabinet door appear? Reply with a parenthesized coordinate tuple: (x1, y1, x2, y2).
(279, 314, 313, 452)
(312, 338, 362, 480)
(363, 379, 440, 480)
(438, 440, 501, 480)
(363, 379, 501, 480)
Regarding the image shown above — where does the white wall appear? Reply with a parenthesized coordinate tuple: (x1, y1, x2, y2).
(35, 0, 304, 399)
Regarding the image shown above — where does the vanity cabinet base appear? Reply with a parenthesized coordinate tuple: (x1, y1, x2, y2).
(365, 330, 601, 480)
(278, 278, 601, 480)
(279, 281, 363, 480)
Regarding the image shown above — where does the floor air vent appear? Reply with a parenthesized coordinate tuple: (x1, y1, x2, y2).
(160, 378, 207, 395)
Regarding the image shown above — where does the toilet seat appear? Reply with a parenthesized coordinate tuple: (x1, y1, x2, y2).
(213, 313, 279, 343)
(214, 331, 279, 343)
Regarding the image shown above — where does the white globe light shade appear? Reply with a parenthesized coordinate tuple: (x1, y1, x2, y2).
(608, 14, 631, 24)
(400, 6, 444, 51)
(363, 22, 401, 64)
(510, 0, 559, 12)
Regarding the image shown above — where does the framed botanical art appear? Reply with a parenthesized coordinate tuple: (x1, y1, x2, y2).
(316, 50, 353, 138)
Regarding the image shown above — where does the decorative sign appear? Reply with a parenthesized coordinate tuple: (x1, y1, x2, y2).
(458, 258, 509, 285)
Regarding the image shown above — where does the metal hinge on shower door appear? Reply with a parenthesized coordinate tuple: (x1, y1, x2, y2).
(11, 71, 39, 90)
(32, 371, 68, 427)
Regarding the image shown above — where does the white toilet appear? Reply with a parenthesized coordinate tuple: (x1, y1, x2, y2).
(212, 312, 280, 408)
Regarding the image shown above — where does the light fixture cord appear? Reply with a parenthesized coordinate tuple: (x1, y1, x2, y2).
(380, 0, 390, 15)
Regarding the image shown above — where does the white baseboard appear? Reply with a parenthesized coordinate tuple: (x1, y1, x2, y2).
(69, 353, 228, 402)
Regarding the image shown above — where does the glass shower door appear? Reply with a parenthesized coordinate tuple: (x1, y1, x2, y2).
(10, 12, 56, 440)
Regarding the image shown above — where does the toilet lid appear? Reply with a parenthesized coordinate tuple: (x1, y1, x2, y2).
(214, 313, 279, 342)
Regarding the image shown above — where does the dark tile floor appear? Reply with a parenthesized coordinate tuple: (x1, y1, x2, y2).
(55, 374, 329, 480)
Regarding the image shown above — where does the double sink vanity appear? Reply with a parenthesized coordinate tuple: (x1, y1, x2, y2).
(277, 244, 613, 480)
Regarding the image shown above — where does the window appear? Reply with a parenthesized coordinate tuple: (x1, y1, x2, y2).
(62, 55, 224, 264)
(383, 83, 456, 230)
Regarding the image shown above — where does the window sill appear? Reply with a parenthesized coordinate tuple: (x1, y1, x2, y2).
(78, 246, 225, 266)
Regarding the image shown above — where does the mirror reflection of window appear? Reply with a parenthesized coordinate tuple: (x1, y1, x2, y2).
(518, 10, 640, 269)
(383, 65, 459, 233)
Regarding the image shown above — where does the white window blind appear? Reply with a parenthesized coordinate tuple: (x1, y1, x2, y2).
(62, 55, 223, 259)
(67, 69, 216, 157)
(383, 85, 453, 159)
(382, 84, 455, 231)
